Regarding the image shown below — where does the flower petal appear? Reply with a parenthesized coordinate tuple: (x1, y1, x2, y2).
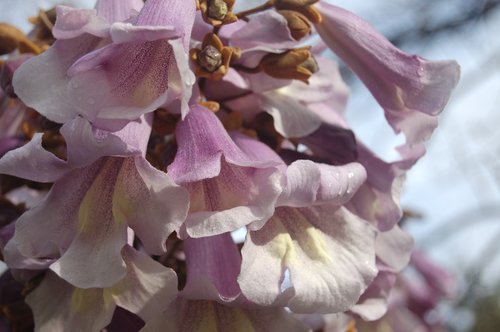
(66, 38, 193, 129)
(346, 144, 423, 230)
(52, 5, 110, 39)
(350, 271, 396, 321)
(95, 0, 144, 23)
(376, 225, 414, 273)
(142, 298, 309, 332)
(26, 272, 114, 332)
(112, 157, 189, 254)
(316, 2, 460, 116)
(184, 162, 282, 237)
(12, 35, 102, 123)
(109, 22, 180, 43)
(50, 158, 128, 289)
(182, 233, 241, 301)
(0, 133, 68, 183)
(168, 105, 280, 183)
(108, 246, 178, 322)
(316, 2, 460, 142)
(278, 160, 366, 207)
(238, 206, 377, 313)
(261, 90, 322, 138)
(9, 161, 106, 261)
(134, 0, 196, 50)
(61, 116, 149, 168)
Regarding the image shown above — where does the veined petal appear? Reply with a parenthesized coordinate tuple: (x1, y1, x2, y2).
(108, 246, 178, 322)
(238, 206, 377, 313)
(168, 105, 280, 183)
(261, 90, 322, 138)
(134, 0, 196, 50)
(11, 161, 106, 260)
(278, 160, 366, 207)
(0, 133, 68, 183)
(299, 123, 358, 166)
(182, 233, 241, 302)
(316, 2, 460, 143)
(52, 5, 110, 39)
(281, 57, 350, 110)
(95, 0, 144, 23)
(66, 38, 193, 129)
(110, 22, 180, 44)
(229, 11, 296, 51)
(376, 225, 414, 273)
(26, 272, 115, 332)
(61, 116, 149, 169)
(142, 298, 309, 332)
(12, 35, 102, 124)
(112, 157, 189, 254)
(350, 271, 396, 321)
(184, 161, 282, 237)
(346, 143, 423, 230)
(50, 158, 128, 289)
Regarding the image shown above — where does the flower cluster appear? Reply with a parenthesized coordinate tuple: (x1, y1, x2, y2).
(0, 0, 459, 331)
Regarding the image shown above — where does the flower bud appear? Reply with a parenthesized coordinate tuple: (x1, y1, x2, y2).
(0, 23, 22, 55)
(199, 0, 237, 26)
(278, 10, 312, 40)
(190, 33, 240, 80)
(259, 47, 317, 83)
(198, 45, 223, 72)
(273, 0, 322, 24)
(208, 0, 228, 20)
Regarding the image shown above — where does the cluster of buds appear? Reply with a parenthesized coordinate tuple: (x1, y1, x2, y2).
(0, 0, 459, 331)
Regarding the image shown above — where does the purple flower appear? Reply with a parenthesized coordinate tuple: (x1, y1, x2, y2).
(26, 246, 177, 331)
(315, 1, 460, 149)
(13, 0, 196, 131)
(167, 105, 283, 238)
(0, 116, 189, 288)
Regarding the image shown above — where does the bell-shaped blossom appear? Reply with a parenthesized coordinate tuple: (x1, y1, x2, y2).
(167, 105, 283, 238)
(182, 233, 242, 302)
(0, 116, 189, 289)
(315, 1, 460, 149)
(142, 297, 310, 332)
(238, 205, 377, 314)
(236, 135, 378, 313)
(142, 232, 309, 332)
(350, 225, 414, 321)
(278, 56, 432, 230)
(13, 0, 196, 131)
(26, 246, 178, 332)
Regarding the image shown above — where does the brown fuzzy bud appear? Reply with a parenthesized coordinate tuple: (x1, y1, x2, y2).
(273, 0, 322, 24)
(259, 47, 317, 83)
(208, 0, 228, 20)
(190, 33, 240, 80)
(199, 0, 237, 27)
(0, 23, 26, 55)
(301, 55, 319, 74)
(278, 10, 312, 40)
(198, 45, 223, 72)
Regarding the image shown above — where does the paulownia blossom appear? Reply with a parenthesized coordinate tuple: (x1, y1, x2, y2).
(0, 116, 189, 289)
(25, 246, 177, 332)
(0, 0, 460, 330)
(167, 105, 283, 238)
(13, 0, 196, 131)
